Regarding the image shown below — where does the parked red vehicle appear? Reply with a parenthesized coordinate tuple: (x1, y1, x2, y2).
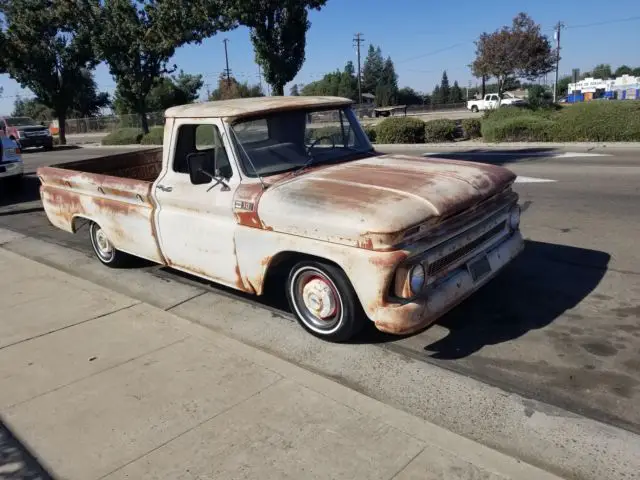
(0, 116, 54, 151)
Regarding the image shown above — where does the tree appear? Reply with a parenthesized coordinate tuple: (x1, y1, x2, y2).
(615, 65, 633, 77)
(450, 81, 463, 103)
(396, 87, 423, 105)
(93, 0, 230, 133)
(557, 75, 572, 97)
(226, 1, 327, 96)
(289, 84, 300, 96)
(633, 67, 640, 77)
(208, 73, 263, 101)
(0, 0, 99, 144)
(72, 70, 111, 117)
(432, 85, 443, 105)
(114, 72, 202, 115)
(362, 45, 384, 95)
(439, 71, 451, 104)
(591, 64, 612, 79)
(300, 63, 357, 100)
(472, 13, 555, 94)
(13, 97, 55, 123)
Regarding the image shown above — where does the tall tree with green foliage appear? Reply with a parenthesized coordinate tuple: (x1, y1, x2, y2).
(439, 71, 451, 104)
(472, 13, 555, 94)
(289, 84, 300, 96)
(449, 80, 463, 103)
(13, 97, 55, 123)
(432, 85, 443, 105)
(208, 73, 263, 100)
(591, 64, 612, 79)
(633, 67, 640, 76)
(396, 87, 424, 106)
(0, 0, 99, 144)
(301, 62, 357, 100)
(362, 45, 384, 95)
(614, 65, 633, 77)
(225, 0, 327, 96)
(113, 72, 202, 115)
(93, 0, 230, 133)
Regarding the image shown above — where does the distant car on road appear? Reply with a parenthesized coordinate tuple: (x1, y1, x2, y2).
(0, 116, 54, 151)
(0, 135, 24, 187)
(467, 93, 527, 112)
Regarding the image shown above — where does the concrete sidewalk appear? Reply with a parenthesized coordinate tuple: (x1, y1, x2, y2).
(0, 247, 560, 480)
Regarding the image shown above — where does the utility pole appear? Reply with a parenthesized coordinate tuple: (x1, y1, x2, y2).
(353, 33, 364, 105)
(223, 38, 231, 89)
(553, 22, 564, 103)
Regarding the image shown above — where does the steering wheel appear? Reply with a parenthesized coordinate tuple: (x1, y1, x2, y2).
(306, 135, 336, 156)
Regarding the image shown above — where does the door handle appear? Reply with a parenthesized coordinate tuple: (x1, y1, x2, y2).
(156, 184, 173, 192)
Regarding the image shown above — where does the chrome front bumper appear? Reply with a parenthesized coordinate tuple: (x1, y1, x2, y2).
(374, 231, 524, 335)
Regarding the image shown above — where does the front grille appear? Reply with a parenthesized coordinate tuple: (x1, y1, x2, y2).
(427, 221, 506, 276)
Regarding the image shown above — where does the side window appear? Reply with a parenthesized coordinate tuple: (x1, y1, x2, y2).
(173, 123, 232, 178)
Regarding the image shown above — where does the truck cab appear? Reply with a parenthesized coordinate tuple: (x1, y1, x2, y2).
(39, 96, 524, 342)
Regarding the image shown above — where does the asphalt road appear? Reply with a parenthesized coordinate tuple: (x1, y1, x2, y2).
(1, 144, 640, 438)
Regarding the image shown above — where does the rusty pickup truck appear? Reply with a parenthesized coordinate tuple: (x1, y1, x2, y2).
(38, 96, 524, 341)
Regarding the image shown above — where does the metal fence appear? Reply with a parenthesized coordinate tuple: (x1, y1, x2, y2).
(63, 111, 165, 135)
(62, 102, 470, 135)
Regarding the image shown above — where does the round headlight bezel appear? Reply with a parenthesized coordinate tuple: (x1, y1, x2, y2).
(409, 263, 425, 295)
(509, 205, 521, 230)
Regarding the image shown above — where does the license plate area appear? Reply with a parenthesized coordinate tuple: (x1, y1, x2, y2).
(0, 166, 6, 173)
(468, 255, 491, 282)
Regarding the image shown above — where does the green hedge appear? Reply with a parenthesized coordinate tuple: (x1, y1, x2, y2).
(424, 119, 456, 142)
(140, 127, 164, 145)
(363, 125, 377, 143)
(481, 102, 640, 142)
(461, 118, 482, 139)
(101, 128, 143, 145)
(376, 117, 425, 143)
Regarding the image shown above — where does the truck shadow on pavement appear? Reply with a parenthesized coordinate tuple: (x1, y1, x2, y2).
(0, 176, 44, 213)
(0, 417, 55, 479)
(418, 240, 609, 359)
(422, 148, 560, 165)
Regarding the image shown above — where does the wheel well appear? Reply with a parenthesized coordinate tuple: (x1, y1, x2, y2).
(71, 216, 94, 233)
(262, 251, 347, 296)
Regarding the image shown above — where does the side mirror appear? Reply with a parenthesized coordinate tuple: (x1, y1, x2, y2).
(186, 152, 213, 185)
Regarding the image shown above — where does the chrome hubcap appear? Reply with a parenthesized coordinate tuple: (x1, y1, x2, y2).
(94, 228, 113, 257)
(302, 277, 337, 320)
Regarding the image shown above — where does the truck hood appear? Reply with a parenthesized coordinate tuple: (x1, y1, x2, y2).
(256, 154, 516, 250)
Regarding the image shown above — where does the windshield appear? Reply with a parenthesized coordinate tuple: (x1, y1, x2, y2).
(5, 117, 37, 126)
(230, 107, 373, 177)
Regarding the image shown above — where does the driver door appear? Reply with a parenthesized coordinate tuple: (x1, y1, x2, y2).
(154, 119, 241, 287)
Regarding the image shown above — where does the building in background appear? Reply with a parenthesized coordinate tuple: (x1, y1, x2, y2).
(568, 75, 640, 102)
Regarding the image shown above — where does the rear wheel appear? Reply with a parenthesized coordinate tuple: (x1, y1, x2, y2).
(89, 222, 131, 268)
(286, 261, 364, 342)
(471, 105, 479, 113)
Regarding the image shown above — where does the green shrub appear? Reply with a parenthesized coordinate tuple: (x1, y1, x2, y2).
(376, 117, 425, 143)
(101, 128, 143, 145)
(423, 119, 456, 142)
(553, 101, 640, 141)
(363, 125, 377, 143)
(140, 127, 164, 145)
(482, 115, 554, 142)
(461, 118, 482, 139)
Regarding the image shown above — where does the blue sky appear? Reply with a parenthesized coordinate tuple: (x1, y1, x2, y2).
(1, 0, 639, 114)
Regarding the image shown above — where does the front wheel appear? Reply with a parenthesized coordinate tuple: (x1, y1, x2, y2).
(286, 261, 365, 342)
(89, 222, 131, 268)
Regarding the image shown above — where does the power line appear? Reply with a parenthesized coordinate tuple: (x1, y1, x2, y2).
(353, 32, 364, 104)
(565, 15, 640, 29)
(396, 42, 472, 64)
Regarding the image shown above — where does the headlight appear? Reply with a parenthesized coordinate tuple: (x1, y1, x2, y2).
(409, 264, 425, 294)
(509, 205, 521, 230)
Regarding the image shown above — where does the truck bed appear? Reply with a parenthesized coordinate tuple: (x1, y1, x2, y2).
(38, 148, 166, 263)
(56, 148, 163, 182)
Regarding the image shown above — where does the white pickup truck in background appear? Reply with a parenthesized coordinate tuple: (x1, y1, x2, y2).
(467, 92, 527, 112)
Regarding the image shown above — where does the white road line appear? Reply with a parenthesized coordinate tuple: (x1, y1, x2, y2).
(514, 176, 557, 184)
(423, 151, 612, 158)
